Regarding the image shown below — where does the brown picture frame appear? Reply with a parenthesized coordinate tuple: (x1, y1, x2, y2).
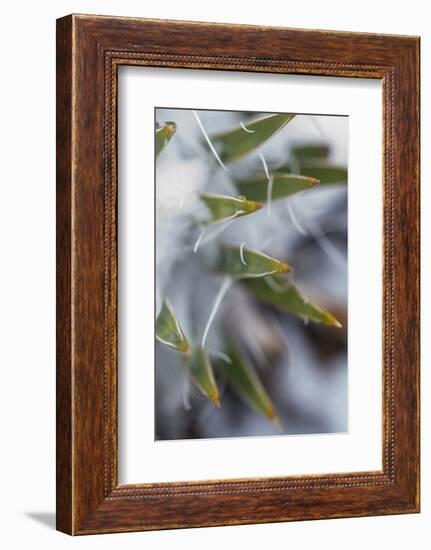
(56, 14, 420, 535)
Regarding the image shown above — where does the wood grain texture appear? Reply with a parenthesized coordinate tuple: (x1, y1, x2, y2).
(56, 14, 420, 535)
(56, 16, 73, 535)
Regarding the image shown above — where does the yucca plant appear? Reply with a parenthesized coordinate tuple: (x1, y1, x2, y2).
(155, 109, 347, 435)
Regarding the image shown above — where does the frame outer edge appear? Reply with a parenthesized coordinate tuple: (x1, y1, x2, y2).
(56, 14, 420, 535)
(392, 38, 420, 510)
(56, 14, 74, 535)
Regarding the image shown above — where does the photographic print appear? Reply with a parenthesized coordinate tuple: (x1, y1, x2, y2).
(155, 107, 348, 441)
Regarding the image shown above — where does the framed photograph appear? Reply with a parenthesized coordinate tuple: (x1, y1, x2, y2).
(56, 14, 420, 534)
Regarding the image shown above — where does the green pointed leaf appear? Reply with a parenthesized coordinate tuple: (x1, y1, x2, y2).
(209, 114, 295, 164)
(291, 143, 330, 161)
(234, 172, 319, 202)
(297, 164, 347, 185)
(184, 348, 220, 407)
(156, 121, 177, 157)
(217, 342, 279, 424)
(214, 245, 292, 279)
(200, 193, 263, 223)
(156, 301, 189, 352)
(279, 162, 347, 185)
(243, 276, 342, 327)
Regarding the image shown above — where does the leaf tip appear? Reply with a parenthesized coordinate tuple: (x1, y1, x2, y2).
(324, 312, 343, 328)
(279, 261, 293, 274)
(179, 339, 190, 353)
(271, 415, 283, 431)
(164, 121, 177, 136)
(251, 200, 263, 212)
(208, 389, 221, 408)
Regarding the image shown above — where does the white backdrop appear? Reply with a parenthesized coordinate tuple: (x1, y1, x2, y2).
(118, 67, 382, 483)
(0, 1, 428, 549)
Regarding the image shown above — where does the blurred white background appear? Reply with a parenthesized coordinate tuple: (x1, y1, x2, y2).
(0, 1, 427, 549)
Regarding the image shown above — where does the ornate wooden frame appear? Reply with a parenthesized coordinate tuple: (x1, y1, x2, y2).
(56, 14, 420, 534)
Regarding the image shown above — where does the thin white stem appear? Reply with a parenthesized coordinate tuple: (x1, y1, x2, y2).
(258, 235, 276, 250)
(208, 349, 232, 364)
(258, 151, 273, 217)
(286, 200, 308, 235)
(201, 219, 234, 245)
(181, 374, 192, 411)
(192, 110, 229, 172)
(258, 151, 270, 180)
(285, 194, 346, 271)
(239, 270, 279, 279)
(267, 174, 274, 217)
(294, 282, 309, 304)
(201, 278, 232, 349)
(264, 276, 291, 293)
(242, 327, 270, 369)
(239, 242, 247, 265)
(198, 214, 240, 248)
(193, 229, 206, 253)
(179, 189, 199, 208)
(307, 220, 347, 271)
(240, 120, 255, 133)
(243, 246, 281, 263)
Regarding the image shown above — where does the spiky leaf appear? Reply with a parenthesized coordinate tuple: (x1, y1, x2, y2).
(156, 301, 189, 352)
(297, 164, 347, 185)
(243, 276, 342, 327)
(214, 245, 292, 279)
(200, 193, 262, 224)
(291, 143, 330, 161)
(209, 114, 295, 164)
(234, 172, 319, 202)
(279, 162, 347, 185)
(156, 121, 177, 157)
(184, 348, 220, 406)
(217, 342, 279, 424)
